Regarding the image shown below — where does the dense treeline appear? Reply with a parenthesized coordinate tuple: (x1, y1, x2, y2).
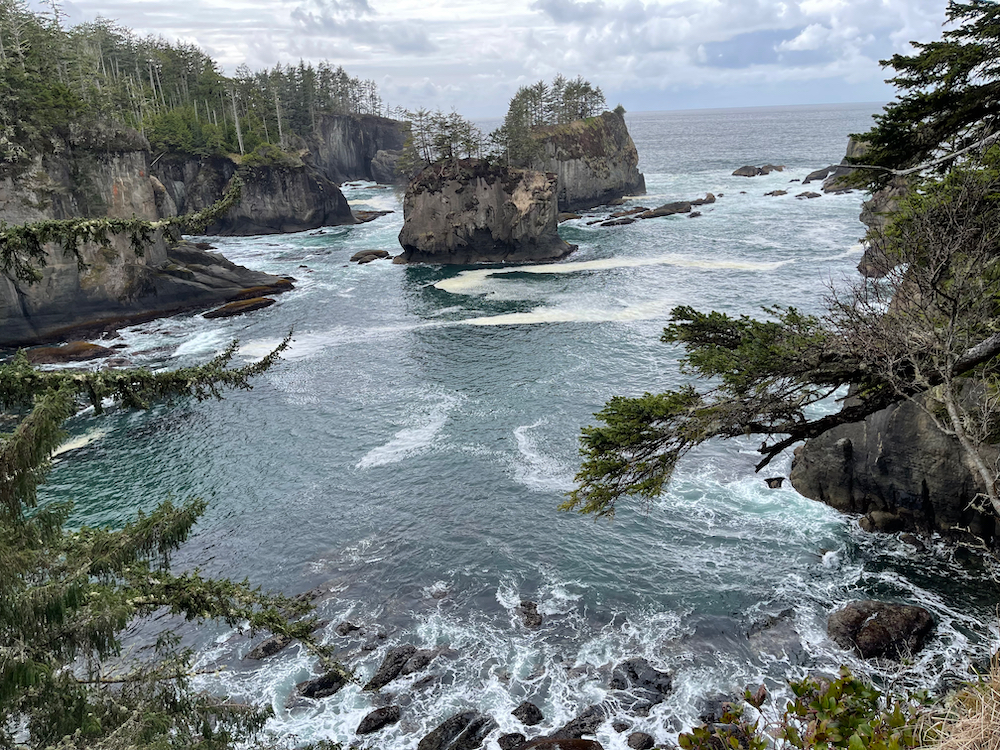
(399, 75, 611, 172)
(0, 0, 382, 173)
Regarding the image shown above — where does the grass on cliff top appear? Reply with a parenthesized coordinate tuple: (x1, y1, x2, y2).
(930, 655, 1000, 750)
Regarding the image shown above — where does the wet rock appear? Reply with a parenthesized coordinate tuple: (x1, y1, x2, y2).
(549, 704, 607, 740)
(294, 670, 347, 701)
(733, 164, 784, 177)
(803, 166, 837, 184)
(828, 600, 935, 660)
(401, 648, 439, 676)
(612, 720, 632, 733)
(522, 742, 604, 750)
(512, 700, 544, 726)
(357, 705, 401, 735)
(609, 207, 648, 218)
(764, 477, 785, 488)
(416, 711, 498, 750)
(25, 341, 114, 364)
(600, 217, 635, 226)
(627, 732, 655, 750)
(609, 658, 673, 715)
(860, 510, 905, 533)
(499, 733, 527, 750)
(517, 600, 544, 629)
(203, 297, 275, 319)
(690, 193, 716, 206)
(795, 191, 822, 199)
(364, 644, 417, 691)
(245, 634, 293, 660)
(335, 620, 362, 636)
(747, 610, 807, 665)
(637, 201, 691, 219)
(354, 209, 393, 223)
(764, 190, 787, 197)
(697, 694, 738, 725)
(350, 249, 391, 263)
(225, 279, 295, 303)
(558, 212, 583, 222)
(688, 212, 702, 218)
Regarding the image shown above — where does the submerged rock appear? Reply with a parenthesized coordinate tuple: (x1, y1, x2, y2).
(549, 704, 607, 740)
(828, 600, 935, 660)
(517, 600, 544, 629)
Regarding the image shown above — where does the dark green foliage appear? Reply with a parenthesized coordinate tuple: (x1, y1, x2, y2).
(852, 0, 1000, 190)
(679, 669, 926, 750)
(490, 74, 607, 166)
(0, 1, 382, 167)
(397, 108, 483, 173)
(0, 331, 353, 749)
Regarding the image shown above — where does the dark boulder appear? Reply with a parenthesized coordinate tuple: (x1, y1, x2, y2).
(549, 704, 607, 740)
(512, 700, 545, 726)
(202, 296, 275, 319)
(294, 670, 347, 700)
(637, 201, 692, 219)
(357, 705, 401, 735)
(245, 634, 293, 660)
(401, 648, 439, 676)
(416, 711, 498, 750)
(733, 165, 784, 177)
(609, 658, 673, 715)
(764, 477, 784, 489)
(25, 341, 114, 364)
(334, 620, 362, 636)
(828, 601, 935, 660)
(627, 732, 655, 750)
(795, 192, 822, 199)
(363, 644, 417, 691)
(517, 600, 544, 629)
(350, 249, 391, 263)
(600, 217, 635, 226)
(499, 733, 527, 750)
(522, 742, 604, 750)
(558, 212, 583, 222)
(691, 193, 716, 206)
(764, 190, 787, 197)
(803, 166, 837, 184)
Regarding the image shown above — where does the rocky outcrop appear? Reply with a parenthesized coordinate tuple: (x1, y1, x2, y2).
(152, 154, 355, 235)
(531, 111, 645, 211)
(0, 126, 297, 346)
(396, 159, 576, 264)
(305, 113, 408, 184)
(417, 711, 497, 750)
(828, 601, 935, 660)
(789, 392, 1000, 544)
(732, 164, 784, 177)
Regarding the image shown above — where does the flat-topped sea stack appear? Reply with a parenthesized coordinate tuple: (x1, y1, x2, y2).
(531, 111, 646, 211)
(396, 159, 576, 265)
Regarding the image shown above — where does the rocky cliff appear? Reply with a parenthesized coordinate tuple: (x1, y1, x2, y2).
(151, 152, 354, 235)
(396, 159, 576, 264)
(531, 111, 646, 211)
(305, 114, 408, 184)
(0, 129, 294, 347)
(789, 390, 999, 544)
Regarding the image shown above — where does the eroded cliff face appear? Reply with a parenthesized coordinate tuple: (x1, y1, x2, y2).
(396, 159, 575, 264)
(790, 390, 999, 544)
(0, 130, 293, 346)
(306, 114, 408, 184)
(531, 111, 646, 211)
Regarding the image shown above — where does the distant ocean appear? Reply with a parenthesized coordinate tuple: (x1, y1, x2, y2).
(46, 102, 1000, 749)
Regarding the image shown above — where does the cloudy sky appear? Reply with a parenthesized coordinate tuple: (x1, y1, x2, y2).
(53, 0, 952, 117)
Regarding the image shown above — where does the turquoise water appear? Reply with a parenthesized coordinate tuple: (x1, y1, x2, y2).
(45, 103, 1000, 748)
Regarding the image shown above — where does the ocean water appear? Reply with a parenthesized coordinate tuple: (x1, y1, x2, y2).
(44, 103, 1000, 748)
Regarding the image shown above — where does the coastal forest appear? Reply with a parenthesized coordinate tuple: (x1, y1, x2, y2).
(2, 0, 1000, 749)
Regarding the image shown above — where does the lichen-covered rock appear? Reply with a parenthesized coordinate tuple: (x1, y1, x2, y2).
(531, 111, 645, 211)
(789, 392, 1000, 544)
(828, 600, 935, 660)
(397, 159, 575, 264)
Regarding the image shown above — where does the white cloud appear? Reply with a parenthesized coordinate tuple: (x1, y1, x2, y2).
(49, 0, 953, 116)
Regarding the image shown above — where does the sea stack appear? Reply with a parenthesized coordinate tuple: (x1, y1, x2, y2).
(396, 158, 576, 264)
